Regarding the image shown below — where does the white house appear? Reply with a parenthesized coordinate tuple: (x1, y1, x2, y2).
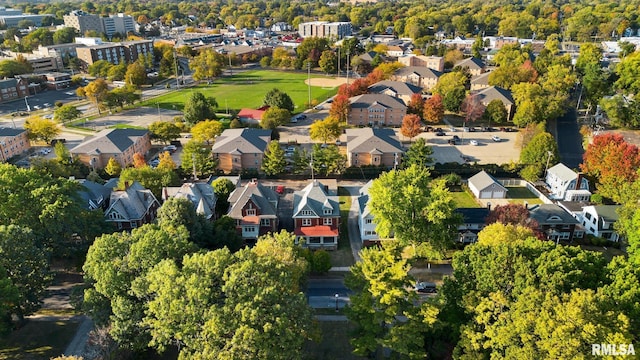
(467, 171, 507, 199)
(580, 205, 622, 242)
(545, 163, 591, 202)
(357, 180, 379, 245)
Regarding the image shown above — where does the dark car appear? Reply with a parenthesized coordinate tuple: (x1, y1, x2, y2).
(452, 135, 461, 141)
(435, 131, 446, 136)
(415, 282, 437, 293)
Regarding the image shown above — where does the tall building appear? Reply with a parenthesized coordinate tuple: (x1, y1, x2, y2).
(76, 40, 153, 68)
(298, 21, 351, 40)
(102, 13, 136, 37)
(64, 10, 104, 35)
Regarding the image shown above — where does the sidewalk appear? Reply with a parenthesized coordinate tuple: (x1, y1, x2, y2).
(315, 315, 348, 321)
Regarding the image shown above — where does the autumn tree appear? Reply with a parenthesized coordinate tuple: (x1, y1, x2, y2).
(157, 151, 176, 171)
(310, 116, 341, 144)
(190, 48, 226, 82)
(260, 107, 291, 130)
(460, 94, 486, 128)
(104, 157, 122, 177)
(82, 78, 109, 114)
(423, 94, 444, 123)
(406, 93, 425, 117)
(190, 119, 223, 145)
(329, 95, 350, 124)
(400, 114, 422, 140)
(24, 117, 60, 144)
(125, 61, 147, 88)
(133, 153, 147, 168)
(485, 204, 542, 238)
(148, 121, 181, 144)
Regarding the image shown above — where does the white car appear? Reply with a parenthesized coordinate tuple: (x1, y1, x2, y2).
(492, 135, 502, 142)
(162, 145, 177, 153)
(469, 140, 478, 146)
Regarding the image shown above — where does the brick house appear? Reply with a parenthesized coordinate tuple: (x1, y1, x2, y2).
(70, 128, 151, 169)
(293, 180, 340, 250)
(0, 78, 29, 103)
(104, 181, 160, 230)
(345, 128, 403, 168)
(0, 127, 30, 162)
(347, 93, 407, 127)
(227, 179, 279, 242)
(211, 128, 272, 173)
(391, 66, 442, 92)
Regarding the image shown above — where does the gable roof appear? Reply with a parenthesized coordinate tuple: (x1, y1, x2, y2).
(468, 171, 507, 192)
(163, 182, 217, 219)
(0, 78, 18, 89)
(211, 128, 272, 154)
(346, 128, 403, 155)
(474, 86, 514, 106)
(237, 108, 267, 121)
(394, 66, 442, 79)
(349, 93, 407, 109)
(455, 207, 490, 224)
(358, 180, 374, 218)
(70, 128, 149, 155)
(105, 182, 159, 221)
(529, 204, 578, 225)
(293, 180, 340, 218)
(227, 180, 278, 219)
(471, 72, 491, 86)
(593, 205, 620, 223)
(455, 57, 485, 70)
(368, 80, 422, 97)
(547, 163, 578, 182)
(77, 179, 112, 210)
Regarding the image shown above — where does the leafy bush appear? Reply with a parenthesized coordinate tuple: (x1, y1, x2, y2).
(311, 250, 332, 274)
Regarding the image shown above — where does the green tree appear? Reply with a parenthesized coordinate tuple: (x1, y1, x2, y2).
(24, 117, 60, 143)
(318, 50, 337, 74)
(148, 121, 181, 144)
(483, 99, 508, 126)
(190, 48, 226, 82)
(432, 71, 468, 97)
(107, 61, 127, 81)
(263, 88, 294, 112)
(87, 60, 113, 78)
(260, 107, 291, 130)
(519, 132, 559, 181)
(442, 87, 467, 112)
(212, 177, 236, 216)
(295, 37, 330, 68)
(82, 78, 109, 114)
(53, 27, 77, 44)
(53, 104, 81, 123)
(54, 141, 71, 165)
(180, 140, 217, 179)
(403, 138, 433, 168)
(310, 116, 341, 144)
(157, 197, 213, 248)
(118, 167, 178, 199)
(262, 140, 286, 176)
(125, 61, 147, 88)
(368, 165, 460, 257)
(291, 148, 311, 175)
(104, 157, 122, 177)
(0, 265, 19, 334)
(183, 92, 218, 127)
(311, 144, 346, 176)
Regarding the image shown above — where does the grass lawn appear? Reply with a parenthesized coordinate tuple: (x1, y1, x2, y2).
(331, 187, 355, 267)
(506, 187, 543, 205)
(304, 321, 364, 360)
(0, 316, 81, 360)
(140, 70, 339, 114)
(450, 191, 481, 208)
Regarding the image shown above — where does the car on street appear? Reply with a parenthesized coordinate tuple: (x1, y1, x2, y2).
(275, 185, 285, 195)
(469, 140, 479, 146)
(415, 282, 437, 293)
(435, 131, 445, 136)
(43, 114, 54, 119)
(492, 135, 502, 142)
(162, 145, 177, 153)
(32, 105, 41, 110)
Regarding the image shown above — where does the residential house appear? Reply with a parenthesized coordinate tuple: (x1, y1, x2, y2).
(367, 80, 422, 105)
(528, 204, 582, 242)
(70, 128, 152, 169)
(470, 72, 491, 91)
(0, 127, 30, 162)
(227, 178, 279, 242)
(386, 45, 405, 57)
(545, 163, 591, 202)
(391, 66, 442, 92)
(454, 57, 485, 76)
(357, 180, 386, 245)
(162, 182, 217, 220)
(0, 78, 29, 103)
(104, 181, 160, 230)
(467, 171, 508, 199)
(293, 180, 340, 250)
(473, 86, 515, 120)
(454, 207, 490, 243)
(211, 128, 272, 173)
(237, 106, 269, 125)
(441, 36, 475, 51)
(77, 179, 112, 211)
(347, 93, 407, 127)
(580, 205, 622, 242)
(345, 128, 403, 167)
(397, 55, 444, 72)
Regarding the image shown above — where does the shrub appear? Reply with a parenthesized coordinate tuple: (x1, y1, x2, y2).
(311, 250, 332, 274)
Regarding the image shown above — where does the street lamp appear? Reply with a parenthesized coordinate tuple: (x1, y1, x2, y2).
(24, 96, 30, 112)
(544, 151, 553, 178)
(334, 293, 339, 312)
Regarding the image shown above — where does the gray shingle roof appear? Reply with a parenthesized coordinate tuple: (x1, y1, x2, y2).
(455, 57, 485, 70)
(349, 93, 407, 109)
(163, 183, 217, 219)
(358, 180, 374, 217)
(211, 128, 271, 154)
(471, 72, 491, 86)
(468, 171, 507, 193)
(0, 127, 26, 137)
(529, 204, 578, 225)
(547, 163, 577, 182)
(346, 128, 403, 154)
(293, 180, 339, 218)
(594, 205, 620, 224)
(455, 208, 490, 224)
(77, 179, 112, 210)
(368, 80, 422, 96)
(227, 180, 278, 219)
(105, 182, 159, 221)
(70, 128, 149, 155)
(393, 66, 442, 79)
(474, 86, 514, 105)
(0, 78, 18, 90)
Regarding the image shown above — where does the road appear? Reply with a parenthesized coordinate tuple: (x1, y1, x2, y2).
(554, 108, 584, 169)
(306, 277, 351, 309)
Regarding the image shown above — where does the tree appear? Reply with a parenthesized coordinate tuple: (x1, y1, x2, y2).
(180, 140, 217, 179)
(125, 61, 147, 88)
(53, 104, 81, 123)
(53, 27, 76, 44)
(104, 157, 122, 177)
(157, 151, 176, 171)
(54, 141, 72, 165)
(296, 37, 330, 68)
(83, 78, 109, 114)
(190, 48, 226, 82)
(484, 205, 542, 237)
(119, 167, 178, 199)
(483, 99, 508, 126)
(262, 140, 286, 176)
(519, 131, 559, 181)
(212, 178, 235, 216)
(24, 115, 59, 144)
(88, 60, 113, 78)
(0, 265, 19, 334)
(400, 114, 422, 140)
(263, 88, 294, 112)
(329, 95, 350, 124)
(157, 197, 213, 247)
(183, 92, 218, 127)
(432, 71, 468, 97)
(472, 36, 483, 58)
(581, 133, 640, 203)
(318, 50, 337, 74)
(104, 86, 140, 110)
(403, 138, 433, 168)
(260, 107, 290, 130)
(615, 51, 640, 95)
(368, 165, 460, 257)
(461, 94, 486, 127)
(190, 120, 223, 145)
(423, 94, 445, 123)
(311, 144, 347, 176)
(310, 116, 341, 144)
(442, 87, 467, 113)
(406, 93, 425, 117)
(107, 61, 127, 81)
(477, 223, 536, 245)
(148, 121, 181, 144)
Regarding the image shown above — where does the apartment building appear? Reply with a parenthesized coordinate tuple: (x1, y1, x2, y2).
(76, 40, 154, 68)
(0, 128, 30, 162)
(298, 21, 352, 39)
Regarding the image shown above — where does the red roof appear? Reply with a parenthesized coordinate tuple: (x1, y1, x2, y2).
(238, 108, 267, 120)
(294, 225, 339, 237)
(241, 216, 260, 225)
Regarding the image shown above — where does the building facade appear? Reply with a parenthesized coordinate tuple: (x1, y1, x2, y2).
(211, 129, 272, 173)
(0, 128, 30, 162)
(64, 10, 104, 35)
(298, 21, 352, 39)
(345, 128, 403, 167)
(70, 128, 152, 169)
(398, 55, 445, 72)
(76, 40, 154, 68)
(293, 180, 340, 250)
(0, 78, 28, 103)
(227, 179, 279, 242)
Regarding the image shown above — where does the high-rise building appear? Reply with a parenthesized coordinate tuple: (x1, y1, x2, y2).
(64, 10, 104, 35)
(102, 13, 136, 37)
(298, 21, 351, 40)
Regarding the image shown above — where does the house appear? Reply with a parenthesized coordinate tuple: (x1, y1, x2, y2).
(397, 55, 444, 72)
(347, 93, 407, 127)
(227, 179, 279, 242)
(580, 205, 622, 242)
(162, 182, 217, 220)
(70, 128, 152, 169)
(77, 179, 112, 211)
(467, 171, 508, 199)
(357, 180, 387, 245)
(470, 72, 491, 91)
(237, 106, 269, 125)
(454, 57, 485, 76)
(211, 128, 272, 173)
(391, 66, 442, 92)
(367, 80, 422, 105)
(386, 45, 405, 57)
(104, 181, 160, 230)
(0, 78, 29, 103)
(473, 86, 515, 120)
(346, 128, 403, 167)
(545, 163, 591, 202)
(0, 127, 30, 162)
(528, 204, 582, 242)
(454, 207, 490, 243)
(293, 180, 340, 250)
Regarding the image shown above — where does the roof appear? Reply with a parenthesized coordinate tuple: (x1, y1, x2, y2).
(293, 180, 340, 218)
(547, 163, 578, 182)
(162, 183, 217, 219)
(0, 78, 18, 89)
(474, 86, 514, 106)
(237, 108, 267, 121)
(455, 208, 490, 224)
(455, 57, 485, 70)
(70, 128, 149, 155)
(105, 182, 159, 221)
(349, 93, 407, 110)
(357, 193, 371, 218)
(394, 66, 442, 79)
(294, 225, 339, 237)
(227, 180, 278, 219)
(529, 204, 578, 225)
(592, 205, 620, 223)
(211, 128, 272, 154)
(346, 128, 403, 155)
(368, 80, 422, 97)
(77, 179, 112, 210)
(468, 171, 507, 193)
(0, 127, 26, 137)
(471, 72, 491, 86)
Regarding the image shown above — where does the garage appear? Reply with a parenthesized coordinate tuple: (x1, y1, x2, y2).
(468, 171, 507, 199)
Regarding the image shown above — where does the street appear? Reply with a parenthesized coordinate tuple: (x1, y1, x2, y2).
(306, 277, 351, 309)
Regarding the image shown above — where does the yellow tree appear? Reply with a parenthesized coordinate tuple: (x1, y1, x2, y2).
(105, 157, 122, 177)
(83, 78, 109, 114)
(310, 116, 341, 144)
(191, 120, 223, 145)
(157, 151, 176, 170)
(133, 153, 147, 168)
(24, 116, 60, 144)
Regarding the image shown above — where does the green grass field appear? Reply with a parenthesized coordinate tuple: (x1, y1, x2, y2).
(506, 187, 543, 205)
(450, 191, 481, 208)
(141, 70, 339, 114)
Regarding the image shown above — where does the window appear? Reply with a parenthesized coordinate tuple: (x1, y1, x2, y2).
(584, 212, 592, 220)
(323, 218, 332, 225)
(260, 218, 270, 226)
(302, 219, 312, 226)
(365, 218, 373, 224)
(574, 230, 584, 238)
(365, 230, 377, 236)
(244, 226, 256, 233)
(301, 210, 314, 216)
(246, 209, 256, 216)
(309, 237, 321, 243)
(324, 209, 332, 215)
(130, 221, 137, 228)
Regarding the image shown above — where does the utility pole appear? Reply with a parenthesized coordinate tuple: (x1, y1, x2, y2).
(346, 50, 350, 85)
(307, 62, 311, 109)
(228, 52, 233, 76)
(174, 49, 180, 89)
(337, 47, 340, 76)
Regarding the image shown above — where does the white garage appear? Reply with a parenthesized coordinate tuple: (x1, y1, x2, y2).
(468, 171, 508, 199)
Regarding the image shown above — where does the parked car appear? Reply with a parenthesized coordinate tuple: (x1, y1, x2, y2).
(162, 145, 177, 153)
(32, 105, 41, 110)
(275, 185, 285, 195)
(452, 135, 461, 141)
(435, 131, 445, 136)
(449, 126, 456, 132)
(415, 282, 437, 293)
(492, 135, 502, 142)
(469, 140, 478, 146)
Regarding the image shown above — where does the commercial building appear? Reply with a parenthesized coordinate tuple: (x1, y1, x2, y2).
(298, 21, 351, 40)
(0, 78, 29, 103)
(102, 13, 136, 37)
(76, 39, 154, 68)
(64, 10, 104, 35)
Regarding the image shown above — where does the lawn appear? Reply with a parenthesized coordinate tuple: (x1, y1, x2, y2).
(331, 187, 355, 267)
(0, 316, 81, 360)
(304, 321, 364, 360)
(506, 187, 543, 205)
(450, 191, 481, 208)
(141, 70, 339, 114)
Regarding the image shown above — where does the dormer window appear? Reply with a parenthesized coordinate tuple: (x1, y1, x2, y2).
(324, 209, 332, 215)
(301, 210, 313, 216)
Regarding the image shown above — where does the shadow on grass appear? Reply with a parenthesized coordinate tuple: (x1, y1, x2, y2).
(0, 318, 81, 360)
(304, 321, 364, 360)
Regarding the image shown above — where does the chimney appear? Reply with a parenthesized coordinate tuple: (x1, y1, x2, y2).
(523, 201, 528, 210)
(250, 178, 257, 185)
(486, 202, 491, 211)
(124, 181, 130, 189)
(163, 187, 168, 201)
(575, 173, 584, 190)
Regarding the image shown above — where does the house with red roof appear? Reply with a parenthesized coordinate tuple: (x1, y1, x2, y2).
(226, 179, 279, 243)
(293, 180, 340, 250)
(237, 105, 269, 125)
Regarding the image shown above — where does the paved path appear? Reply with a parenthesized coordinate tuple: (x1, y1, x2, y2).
(64, 315, 93, 357)
(315, 315, 348, 321)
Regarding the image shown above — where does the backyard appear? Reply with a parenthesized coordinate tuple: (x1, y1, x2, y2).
(141, 70, 339, 114)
